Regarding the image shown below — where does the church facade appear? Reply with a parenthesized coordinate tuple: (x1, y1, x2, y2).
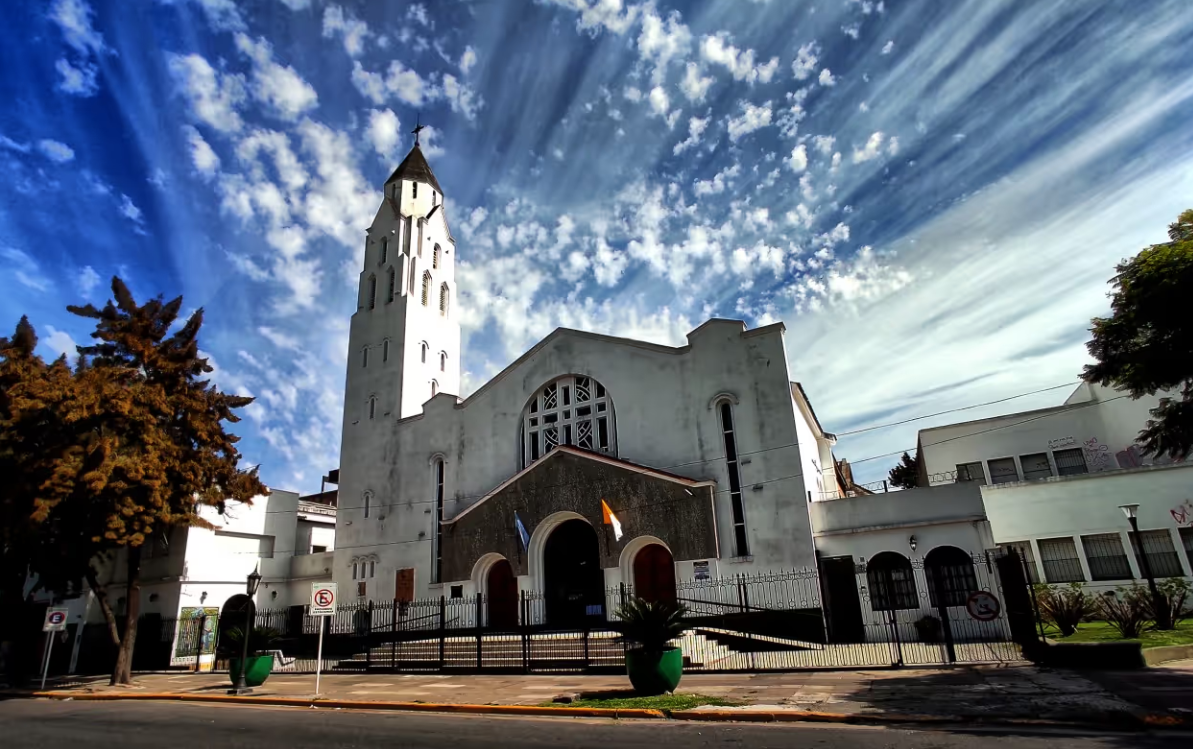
(335, 142, 837, 623)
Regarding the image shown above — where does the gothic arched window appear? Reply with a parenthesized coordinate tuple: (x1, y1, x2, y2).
(439, 351, 447, 372)
(367, 396, 376, 420)
(363, 491, 373, 519)
(431, 379, 439, 397)
(420, 341, 428, 363)
(421, 271, 431, 306)
(367, 274, 377, 310)
(386, 266, 396, 302)
(433, 243, 441, 269)
(361, 347, 368, 368)
(717, 400, 749, 557)
(383, 339, 390, 362)
(521, 376, 615, 468)
(439, 283, 449, 315)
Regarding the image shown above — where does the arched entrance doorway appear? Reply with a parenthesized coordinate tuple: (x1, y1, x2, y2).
(633, 544, 677, 606)
(487, 559, 519, 630)
(543, 519, 604, 625)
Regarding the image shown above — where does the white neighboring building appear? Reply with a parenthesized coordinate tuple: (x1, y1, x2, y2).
(73, 489, 335, 668)
(915, 382, 1193, 591)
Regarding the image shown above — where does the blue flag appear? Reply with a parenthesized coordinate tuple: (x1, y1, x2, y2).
(514, 512, 531, 550)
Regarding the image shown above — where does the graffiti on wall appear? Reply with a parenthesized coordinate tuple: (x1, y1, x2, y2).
(1172, 500, 1193, 527)
(174, 606, 219, 658)
(1082, 437, 1113, 472)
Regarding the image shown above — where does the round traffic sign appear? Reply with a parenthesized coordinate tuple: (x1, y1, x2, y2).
(314, 588, 335, 607)
(48, 611, 66, 625)
(966, 591, 1001, 621)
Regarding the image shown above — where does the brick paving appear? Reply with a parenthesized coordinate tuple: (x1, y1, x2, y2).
(36, 662, 1178, 721)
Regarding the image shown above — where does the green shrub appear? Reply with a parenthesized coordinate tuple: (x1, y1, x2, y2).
(1154, 578, 1192, 627)
(1034, 582, 1094, 636)
(1096, 586, 1150, 639)
(614, 598, 689, 654)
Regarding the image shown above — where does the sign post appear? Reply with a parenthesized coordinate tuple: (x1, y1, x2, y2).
(41, 607, 69, 690)
(310, 583, 337, 696)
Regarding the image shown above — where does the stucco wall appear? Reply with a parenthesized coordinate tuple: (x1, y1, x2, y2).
(439, 448, 718, 582)
(811, 483, 986, 535)
(334, 319, 819, 600)
(981, 463, 1193, 588)
(919, 383, 1179, 485)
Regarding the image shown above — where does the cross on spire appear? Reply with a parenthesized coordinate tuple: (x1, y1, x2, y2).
(411, 114, 425, 147)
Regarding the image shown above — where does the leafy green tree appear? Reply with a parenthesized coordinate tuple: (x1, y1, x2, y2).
(1083, 209, 1193, 460)
(887, 451, 919, 489)
(2, 278, 266, 685)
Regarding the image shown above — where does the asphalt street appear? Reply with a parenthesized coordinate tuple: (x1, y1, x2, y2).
(0, 700, 1187, 749)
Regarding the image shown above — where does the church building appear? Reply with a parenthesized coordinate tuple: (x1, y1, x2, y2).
(335, 140, 839, 625)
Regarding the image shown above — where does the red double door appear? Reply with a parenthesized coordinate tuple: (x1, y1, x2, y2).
(633, 544, 677, 606)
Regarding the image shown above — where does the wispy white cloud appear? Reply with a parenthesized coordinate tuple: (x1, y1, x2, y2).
(322, 4, 370, 57)
(234, 34, 319, 120)
(726, 101, 772, 142)
(36, 139, 74, 163)
(76, 265, 101, 296)
(167, 53, 247, 132)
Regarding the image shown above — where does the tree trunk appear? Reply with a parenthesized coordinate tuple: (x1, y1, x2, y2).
(84, 566, 120, 647)
(110, 546, 142, 686)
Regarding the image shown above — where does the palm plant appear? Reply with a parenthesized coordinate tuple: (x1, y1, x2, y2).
(614, 598, 689, 654)
(218, 626, 282, 658)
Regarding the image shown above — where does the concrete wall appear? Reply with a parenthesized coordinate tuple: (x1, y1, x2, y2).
(982, 463, 1193, 591)
(335, 319, 820, 600)
(919, 383, 1180, 485)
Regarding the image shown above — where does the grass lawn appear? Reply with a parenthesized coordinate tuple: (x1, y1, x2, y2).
(1042, 618, 1193, 647)
(537, 692, 743, 711)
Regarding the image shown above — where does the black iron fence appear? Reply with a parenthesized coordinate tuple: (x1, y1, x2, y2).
(56, 554, 1034, 677)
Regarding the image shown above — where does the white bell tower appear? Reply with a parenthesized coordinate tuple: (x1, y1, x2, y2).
(341, 128, 461, 440)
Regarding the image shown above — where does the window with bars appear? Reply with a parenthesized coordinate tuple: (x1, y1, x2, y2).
(433, 244, 441, 269)
(1130, 529, 1185, 578)
(522, 376, 615, 468)
(1053, 448, 1088, 476)
(1181, 527, 1193, 563)
(867, 552, 919, 611)
(988, 457, 1019, 484)
(421, 271, 431, 306)
(720, 401, 749, 557)
(998, 541, 1040, 583)
(955, 461, 986, 485)
(1081, 533, 1132, 580)
(925, 546, 978, 607)
(1019, 452, 1053, 481)
(1037, 537, 1085, 583)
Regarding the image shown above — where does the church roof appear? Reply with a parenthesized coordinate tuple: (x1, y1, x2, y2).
(384, 143, 442, 193)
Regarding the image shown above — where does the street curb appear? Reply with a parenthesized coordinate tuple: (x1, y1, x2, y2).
(20, 691, 1189, 730)
(27, 691, 666, 720)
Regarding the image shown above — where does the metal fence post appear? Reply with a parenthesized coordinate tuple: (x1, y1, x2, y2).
(930, 566, 957, 664)
(365, 601, 374, 671)
(438, 596, 446, 670)
(476, 592, 483, 669)
(391, 599, 398, 670)
(520, 591, 529, 674)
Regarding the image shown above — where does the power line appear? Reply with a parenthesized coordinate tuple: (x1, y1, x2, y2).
(274, 381, 1109, 514)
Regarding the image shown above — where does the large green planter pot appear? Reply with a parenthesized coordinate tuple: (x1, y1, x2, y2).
(625, 647, 683, 695)
(229, 655, 274, 687)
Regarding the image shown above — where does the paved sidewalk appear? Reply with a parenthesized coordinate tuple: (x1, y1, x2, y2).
(1081, 659, 1193, 716)
(32, 664, 1172, 723)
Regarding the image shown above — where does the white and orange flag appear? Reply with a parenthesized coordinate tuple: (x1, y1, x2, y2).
(600, 499, 623, 541)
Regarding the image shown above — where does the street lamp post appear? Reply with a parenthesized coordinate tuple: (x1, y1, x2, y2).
(229, 566, 263, 695)
(1118, 504, 1172, 630)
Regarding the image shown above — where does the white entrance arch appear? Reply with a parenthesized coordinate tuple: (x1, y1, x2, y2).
(618, 535, 672, 591)
(470, 552, 509, 598)
(528, 510, 590, 596)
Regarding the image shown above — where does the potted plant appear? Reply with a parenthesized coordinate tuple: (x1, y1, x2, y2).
(614, 597, 689, 696)
(219, 626, 282, 687)
(914, 615, 942, 643)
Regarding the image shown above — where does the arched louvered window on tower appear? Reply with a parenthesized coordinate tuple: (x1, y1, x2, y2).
(421, 271, 431, 306)
(386, 266, 396, 302)
(439, 283, 449, 316)
(367, 274, 377, 310)
(433, 244, 441, 269)
(380, 237, 388, 265)
(408, 258, 417, 295)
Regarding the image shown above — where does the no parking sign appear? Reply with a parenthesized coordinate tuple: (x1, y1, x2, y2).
(43, 607, 69, 632)
(310, 583, 337, 616)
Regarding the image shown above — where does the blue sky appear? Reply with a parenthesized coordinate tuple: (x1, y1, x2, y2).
(4, 0, 1193, 494)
